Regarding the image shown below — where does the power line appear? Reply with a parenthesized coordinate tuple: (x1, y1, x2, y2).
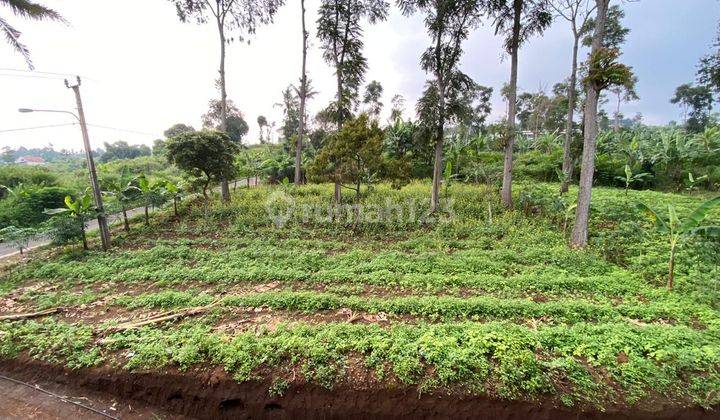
(0, 67, 79, 77)
(0, 123, 160, 137)
(0, 123, 78, 133)
(0, 68, 98, 82)
(86, 124, 159, 137)
(0, 73, 67, 81)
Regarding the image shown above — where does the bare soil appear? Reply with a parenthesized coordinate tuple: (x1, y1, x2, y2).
(0, 358, 715, 420)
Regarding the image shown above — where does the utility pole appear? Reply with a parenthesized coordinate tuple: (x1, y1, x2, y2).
(65, 76, 111, 250)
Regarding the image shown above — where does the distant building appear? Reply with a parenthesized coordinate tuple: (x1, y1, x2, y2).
(14, 156, 46, 166)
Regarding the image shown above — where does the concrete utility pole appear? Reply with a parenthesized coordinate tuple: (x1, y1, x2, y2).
(65, 76, 111, 250)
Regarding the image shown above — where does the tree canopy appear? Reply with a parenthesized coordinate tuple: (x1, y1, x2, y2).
(165, 130, 240, 198)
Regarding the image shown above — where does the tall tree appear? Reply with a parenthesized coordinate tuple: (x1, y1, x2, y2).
(170, 0, 284, 201)
(296, 0, 310, 185)
(363, 80, 384, 118)
(400, 0, 483, 212)
(671, 83, 714, 133)
(276, 86, 301, 148)
(489, 0, 552, 207)
(570, 0, 633, 247)
(0, 0, 65, 69)
(389, 94, 406, 122)
(202, 99, 249, 142)
(609, 74, 638, 132)
(257, 115, 268, 143)
(550, 0, 594, 193)
(698, 24, 720, 100)
(164, 123, 196, 138)
(317, 0, 389, 202)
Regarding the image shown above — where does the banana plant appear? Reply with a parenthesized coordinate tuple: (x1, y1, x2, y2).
(137, 175, 168, 226)
(637, 197, 720, 290)
(44, 191, 94, 250)
(685, 172, 709, 193)
(615, 164, 652, 195)
(102, 168, 140, 232)
(164, 180, 183, 217)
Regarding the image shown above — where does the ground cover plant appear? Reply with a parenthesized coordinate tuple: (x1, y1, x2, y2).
(0, 182, 719, 413)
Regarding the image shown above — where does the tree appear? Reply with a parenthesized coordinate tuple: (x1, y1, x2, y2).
(363, 80, 384, 118)
(102, 167, 140, 232)
(697, 24, 720, 99)
(275, 86, 301, 146)
(44, 191, 94, 250)
(136, 175, 168, 226)
(166, 130, 240, 200)
(296, 0, 310, 185)
(580, 3, 627, 49)
(637, 197, 720, 290)
(257, 115, 268, 143)
(400, 0, 483, 212)
(0, 0, 65, 69)
(488, 0, 553, 207)
(202, 99, 249, 142)
(170, 0, 284, 201)
(609, 74, 638, 132)
(99, 141, 152, 163)
(671, 83, 714, 133)
(164, 181, 184, 217)
(571, 0, 634, 247)
(317, 0, 389, 203)
(164, 123, 196, 138)
(389, 94, 406, 122)
(307, 114, 392, 203)
(550, 0, 595, 194)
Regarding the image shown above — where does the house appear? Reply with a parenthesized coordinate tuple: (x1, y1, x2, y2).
(14, 156, 46, 166)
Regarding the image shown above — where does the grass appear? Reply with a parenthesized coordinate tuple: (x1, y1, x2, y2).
(0, 181, 718, 411)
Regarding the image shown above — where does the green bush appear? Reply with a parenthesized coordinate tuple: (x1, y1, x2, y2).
(0, 186, 74, 228)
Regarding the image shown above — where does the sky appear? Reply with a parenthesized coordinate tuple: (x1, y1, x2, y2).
(0, 0, 718, 152)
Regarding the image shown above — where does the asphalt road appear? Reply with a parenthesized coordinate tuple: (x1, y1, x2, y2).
(0, 178, 257, 259)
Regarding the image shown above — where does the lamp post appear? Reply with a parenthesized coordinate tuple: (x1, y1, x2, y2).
(18, 77, 111, 250)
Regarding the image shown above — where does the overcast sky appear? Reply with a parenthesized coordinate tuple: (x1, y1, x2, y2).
(1, 0, 718, 152)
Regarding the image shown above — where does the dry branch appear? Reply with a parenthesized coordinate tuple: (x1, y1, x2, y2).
(101, 301, 221, 334)
(0, 307, 60, 321)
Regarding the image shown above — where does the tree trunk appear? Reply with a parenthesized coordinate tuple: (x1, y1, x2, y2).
(216, 15, 231, 203)
(296, 0, 308, 186)
(613, 92, 621, 132)
(430, 18, 447, 214)
(144, 206, 149, 226)
(333, 70, 344, 204)
(173, 198, 178, 217)
(501, 0, 522, 208)
(333, 182, 342, 204)
(430, 131, 444, 213)
(122, 208, 130, 232)
(81, 225, 88, 251)
(571, 0, 610, 248)
(667, 240, 676, 290)
(561, 31, 580, 194)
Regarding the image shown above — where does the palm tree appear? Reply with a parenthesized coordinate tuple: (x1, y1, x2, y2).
(1, 0, 65, 69)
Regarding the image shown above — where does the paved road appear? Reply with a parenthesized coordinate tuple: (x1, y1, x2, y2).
(0, 178, 257, 259)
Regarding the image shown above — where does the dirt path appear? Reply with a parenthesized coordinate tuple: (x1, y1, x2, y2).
(0, 371, 184, 419)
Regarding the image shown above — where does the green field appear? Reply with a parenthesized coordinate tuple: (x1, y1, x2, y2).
(0, 183, 719, 412)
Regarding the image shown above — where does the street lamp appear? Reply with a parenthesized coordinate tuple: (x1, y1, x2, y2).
(18, 79, 111, 251)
